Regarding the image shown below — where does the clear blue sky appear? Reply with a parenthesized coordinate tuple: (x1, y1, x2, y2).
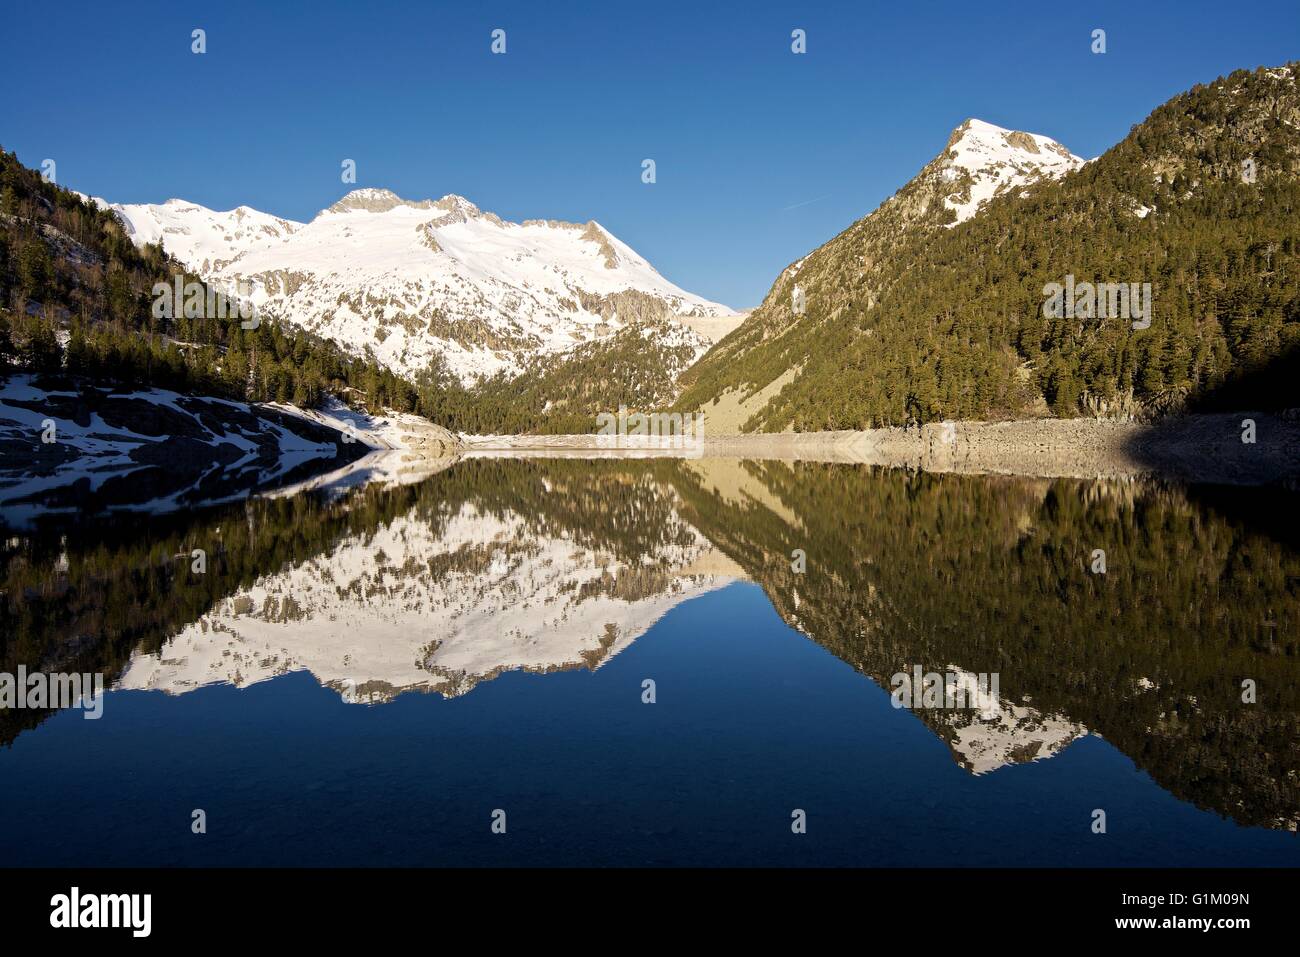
(3, 0, 1296, 307)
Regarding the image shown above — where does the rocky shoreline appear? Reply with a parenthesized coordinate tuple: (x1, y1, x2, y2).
(0, 375, 461, 524)
(464, 412, 1300, 485)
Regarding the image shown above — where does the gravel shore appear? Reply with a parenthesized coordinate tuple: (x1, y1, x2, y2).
(463, 412, 1300, 484)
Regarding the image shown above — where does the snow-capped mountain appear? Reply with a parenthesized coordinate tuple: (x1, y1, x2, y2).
(98, 188, 736, 384)
(938, 118, 1085, 224)
(674, 117, 1088, 426)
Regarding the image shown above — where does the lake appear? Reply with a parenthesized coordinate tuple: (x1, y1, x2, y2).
(1, 456, 1296, 866)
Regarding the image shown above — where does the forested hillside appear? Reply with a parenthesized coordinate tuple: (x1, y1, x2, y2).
(675, 64, 1300, 431)
(427, 316, 706, 434)
(0, 149, 421, 413)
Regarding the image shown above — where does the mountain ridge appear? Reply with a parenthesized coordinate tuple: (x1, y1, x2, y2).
(94, 186, 736, 387)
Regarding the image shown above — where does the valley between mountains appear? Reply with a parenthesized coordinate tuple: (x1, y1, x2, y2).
(2, 62, 1298, 500)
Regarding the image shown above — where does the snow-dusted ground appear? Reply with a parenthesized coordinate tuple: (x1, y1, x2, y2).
(91, 188, 736, 383)
(267, 396, 459, 453)
(0, 376, 452, 526)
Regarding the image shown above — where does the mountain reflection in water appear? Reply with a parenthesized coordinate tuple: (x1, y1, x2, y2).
(2, 456, 1298, 864)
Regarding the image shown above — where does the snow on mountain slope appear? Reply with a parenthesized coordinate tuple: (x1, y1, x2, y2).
(98, 188, 735, 384)
(940, 119, 1085, 224)
(77, 194, 301, 273)
(117, 502, 738, 702)
(0, 374, 374, 525)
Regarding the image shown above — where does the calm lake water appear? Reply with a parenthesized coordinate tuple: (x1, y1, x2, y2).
(1, 456, 1297, 866)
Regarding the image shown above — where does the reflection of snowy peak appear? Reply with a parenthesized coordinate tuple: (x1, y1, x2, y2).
(935, 667, 1089, 775)
(97, 188, 735, 384)
(118, 503, 737, 702)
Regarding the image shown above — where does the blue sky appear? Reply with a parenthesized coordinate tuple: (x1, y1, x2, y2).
(2, 1, 1296, 307)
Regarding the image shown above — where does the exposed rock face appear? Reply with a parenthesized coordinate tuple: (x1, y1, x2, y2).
(325, 187, 428, 214)
(266, 400, 462, 458)
(395, 421, 461, 457)
(579, 221, 620, 268)
(1002, 129, 1041, 153)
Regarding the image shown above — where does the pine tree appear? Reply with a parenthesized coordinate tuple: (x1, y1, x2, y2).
(0, 311, 13, 365)
(17, 237, 52, 302)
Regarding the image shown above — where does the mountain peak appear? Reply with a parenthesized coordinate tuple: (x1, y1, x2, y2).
(322, 189, 489, 222)
(433, 193, 478, 213)
(938, 118, 1084, 223)
(945, 117, 1078, 162)
(325, 188, 408, 215)
(946, 117, 1007, 146)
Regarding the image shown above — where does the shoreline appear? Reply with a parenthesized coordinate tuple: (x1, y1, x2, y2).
(460, 411, 1300, 484)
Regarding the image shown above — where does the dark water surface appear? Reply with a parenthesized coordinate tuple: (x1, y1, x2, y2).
(1, 457, 1297, 866)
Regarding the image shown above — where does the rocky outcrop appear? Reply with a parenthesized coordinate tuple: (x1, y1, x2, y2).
(394, 420, 461, 457)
